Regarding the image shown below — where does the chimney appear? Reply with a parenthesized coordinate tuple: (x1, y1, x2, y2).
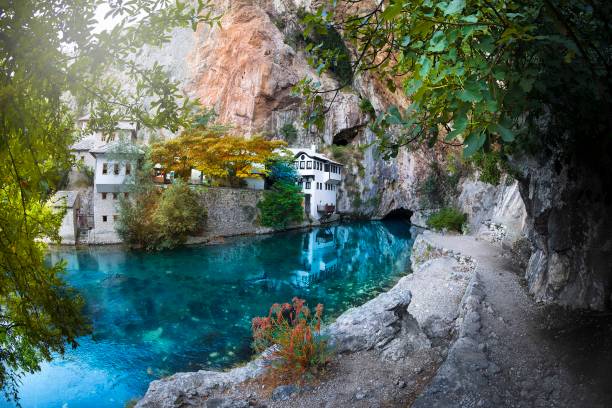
(310, 144, 317, 153)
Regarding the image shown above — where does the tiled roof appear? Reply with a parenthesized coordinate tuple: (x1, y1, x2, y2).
(90, 141, 144, 156)
(288, 148, 344, 166)
(70, 137, 95, 151)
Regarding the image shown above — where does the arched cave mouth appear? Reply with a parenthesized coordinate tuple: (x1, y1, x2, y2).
(383, 208, 413, 221)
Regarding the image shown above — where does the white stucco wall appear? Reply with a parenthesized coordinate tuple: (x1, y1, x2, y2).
(58, 205, 78, 245)
(91, 153, 138, 244)
(293, 153, 342, 220)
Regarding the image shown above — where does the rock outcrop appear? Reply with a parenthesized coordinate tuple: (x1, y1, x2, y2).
(516, 149, 612, 311)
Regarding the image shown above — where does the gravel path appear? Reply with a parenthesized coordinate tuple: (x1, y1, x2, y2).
(413, 232, 612, 408)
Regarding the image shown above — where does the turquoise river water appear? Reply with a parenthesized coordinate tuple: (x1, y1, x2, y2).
(4, 220, 415, 408)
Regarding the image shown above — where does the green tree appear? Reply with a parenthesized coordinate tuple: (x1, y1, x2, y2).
(297, 0, 610, 158)
(0, 0, 219, 402)
(258, 181, 304, 229)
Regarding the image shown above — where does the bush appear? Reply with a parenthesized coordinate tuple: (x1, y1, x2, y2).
(427, 207, 467, 233)
(267, 156, 300, 185)
(279, 123, 298, 144)
(116, 167, 206, 250)
(252, 298, 329, 384)
(359, 98, 376, 117)
(469, 151, 506, 186)
(152, 181, 207, 250)
(258, 181, 303, 228)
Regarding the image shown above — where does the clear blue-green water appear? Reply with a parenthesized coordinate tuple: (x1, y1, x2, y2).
(6, 220, 414, 408)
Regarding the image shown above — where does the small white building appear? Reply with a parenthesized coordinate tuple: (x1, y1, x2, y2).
(48, 191, 80, 245)
(70, 115, 139, 171)
(289, 146, 343, 220)
(89, 142, 143, 243)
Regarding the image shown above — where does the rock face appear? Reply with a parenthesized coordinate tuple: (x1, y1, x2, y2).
(516, 150, 612, 311)
(456, 178, 527, 248)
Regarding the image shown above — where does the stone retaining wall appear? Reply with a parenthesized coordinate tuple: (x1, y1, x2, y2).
(196, 187, 266, 239)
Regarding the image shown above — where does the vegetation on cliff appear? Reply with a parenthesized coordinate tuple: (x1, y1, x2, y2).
(298, 0, 610, 161)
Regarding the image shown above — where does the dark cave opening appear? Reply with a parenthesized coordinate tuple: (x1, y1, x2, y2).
(383, 208, 413, 221)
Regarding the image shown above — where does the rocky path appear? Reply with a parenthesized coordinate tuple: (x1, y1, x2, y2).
(136, 231, 612, 408)
(413, 232, 612, 408)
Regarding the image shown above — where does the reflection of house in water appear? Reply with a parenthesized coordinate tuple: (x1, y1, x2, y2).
(291, 227, 341, 287)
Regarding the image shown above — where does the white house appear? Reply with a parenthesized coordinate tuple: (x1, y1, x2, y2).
(89, 142, 143, 243)
(289, 146, 343, 220)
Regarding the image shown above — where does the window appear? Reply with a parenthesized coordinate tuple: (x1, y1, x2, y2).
(124, 192, 129, 198)
(102, 163, 108, 174)
(101, 192, 107, 200)
(306, 161, 312, 169)
(113, 163, 120, 175)
(300, 161, 305, 169)
(80, 155, 85, 161)
(102, 215, 108, 222)
(112, 193, 118, 200)
(294, 161, 299, 169)
(324, 163, 330, 172)
(301, 155, 305, 160)
(113, 215, 118, 221)
(125, 162, 131, 175)
(305, 181, 311, 189)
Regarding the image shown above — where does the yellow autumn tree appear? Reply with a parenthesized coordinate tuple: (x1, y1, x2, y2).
(151, 126, 286, 187)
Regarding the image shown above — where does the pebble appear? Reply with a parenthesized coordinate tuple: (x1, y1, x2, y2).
(355, 392, 366, 400)
(397, 381, 406, 389)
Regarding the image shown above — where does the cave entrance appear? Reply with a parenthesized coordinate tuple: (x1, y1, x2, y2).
(383, 208, 413, 221)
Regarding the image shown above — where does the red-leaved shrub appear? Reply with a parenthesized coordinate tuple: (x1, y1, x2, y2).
(252, 297, 329, 383)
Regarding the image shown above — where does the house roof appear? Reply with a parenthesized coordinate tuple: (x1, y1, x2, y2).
(49, 191, 79, 208)
(90, 141, 144, 156)
(70, 137, 95, 151)
(288, 148, 344, 166)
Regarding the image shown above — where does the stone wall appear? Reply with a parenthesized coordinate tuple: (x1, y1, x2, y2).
(196, 187, 266, 239)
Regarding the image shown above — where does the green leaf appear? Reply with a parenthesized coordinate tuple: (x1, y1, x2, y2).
(386, 105, 403, 124)
(457, 81, 483, 102)
(419, 56, 432, 78)
(446, 110, 468, 141)
(428, 31, 447, 52)
(381, 3, 403, 20)
(444, 0, 466, 16)
(494, 123, 515, 142)
(463, 131, 486, 157)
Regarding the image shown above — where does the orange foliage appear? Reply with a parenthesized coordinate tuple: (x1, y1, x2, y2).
(252, 298, 329, 385)
(151, 126, 286, 185)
